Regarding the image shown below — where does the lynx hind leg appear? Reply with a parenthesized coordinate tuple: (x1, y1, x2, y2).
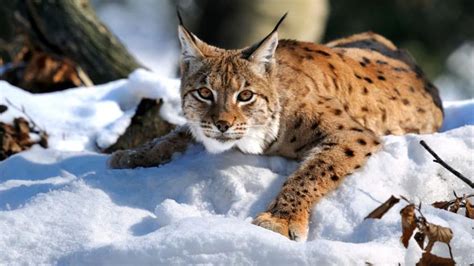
(107, 126, 193, 169)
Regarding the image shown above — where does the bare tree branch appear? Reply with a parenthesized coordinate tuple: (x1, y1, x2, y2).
(420, 140, 474, 189)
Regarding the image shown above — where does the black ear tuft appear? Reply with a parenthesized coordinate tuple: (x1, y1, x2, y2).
(241, 12, 288, 60)
(271, 12, 288, 36)
(177, 9, 184, 26)
(177, 9, 196, 43)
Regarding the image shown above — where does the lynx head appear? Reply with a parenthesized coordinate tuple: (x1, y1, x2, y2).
(177, 13, 287, 154)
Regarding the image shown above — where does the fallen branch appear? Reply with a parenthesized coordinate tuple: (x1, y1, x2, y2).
(419, 140, 474, 189)
(400, 195, 412, 204)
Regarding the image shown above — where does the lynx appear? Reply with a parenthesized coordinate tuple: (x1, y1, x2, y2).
(109, 13, 443, 241)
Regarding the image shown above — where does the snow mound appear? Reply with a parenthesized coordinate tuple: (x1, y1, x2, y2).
(0, 70, 473, 265)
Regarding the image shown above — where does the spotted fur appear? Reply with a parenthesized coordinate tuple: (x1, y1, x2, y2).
(109, 16, 443, 241)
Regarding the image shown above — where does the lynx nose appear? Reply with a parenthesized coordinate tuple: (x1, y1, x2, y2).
(215, 120, 231, 133)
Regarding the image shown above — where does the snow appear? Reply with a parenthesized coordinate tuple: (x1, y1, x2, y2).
(435, 42, 474, 100)
(93, 0, 179, 77)
(1, 70, 473, 265)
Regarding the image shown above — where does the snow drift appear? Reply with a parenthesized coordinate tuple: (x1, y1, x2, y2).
(0, 69, 473, 265)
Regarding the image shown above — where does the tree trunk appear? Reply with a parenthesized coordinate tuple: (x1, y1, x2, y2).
(0, 1, 174, 152)
(0, 0, 144, 85)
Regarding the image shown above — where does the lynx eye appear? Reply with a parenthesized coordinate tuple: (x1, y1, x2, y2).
(197, 87, 213, 101)
(237, 90, 254, 102)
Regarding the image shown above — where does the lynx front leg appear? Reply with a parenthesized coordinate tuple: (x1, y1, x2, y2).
(254, 128, 380, 240)
(108, 126, 193, 169)
(254, 98, 382, 241)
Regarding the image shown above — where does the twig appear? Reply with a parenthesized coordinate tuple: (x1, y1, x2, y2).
(364, 195, 400, 219)
(453, 190, 459, 199)
(442, 194, 473, 205)
(75, 66, 94, 87)
(399, 195, 412, 204)
(447, 243, 454, 260)
(420, 140, 474, 189)
(417, 202, 426, 220)
(4, 98, 46, 133)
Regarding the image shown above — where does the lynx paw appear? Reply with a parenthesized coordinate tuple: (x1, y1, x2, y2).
(108, 145, 173, 169)
(252, 212, 308, 242)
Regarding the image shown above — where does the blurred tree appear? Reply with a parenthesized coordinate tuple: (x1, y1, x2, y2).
(0, 0, 144, 92)
(177, 0, 329, 49)
(325, 0, 474, 79)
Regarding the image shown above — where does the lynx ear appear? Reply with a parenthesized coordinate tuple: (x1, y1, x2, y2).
(177, 11, 206, 64)
(241, 13, 287, 73)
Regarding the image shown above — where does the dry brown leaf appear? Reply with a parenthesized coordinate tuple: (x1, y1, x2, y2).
(465, 198, 474, 219)
(39, 132, 49, 148)
(2, 49, 85, 93)
(13, 45, 29, 62)
(0, 117, 48, 160)
(0, 105, 7, 114)
(364, 195, 400, 219)
(426, 223, 453, 244)
(414, 231, 425, 249)
(422, 222, 453, 256)
(449, 198, 461, 213)
(432, 201, 450, 210)
(416, 252, 455, 266)
(14, 118, 31, 144)
(400, 204, 417, 248)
